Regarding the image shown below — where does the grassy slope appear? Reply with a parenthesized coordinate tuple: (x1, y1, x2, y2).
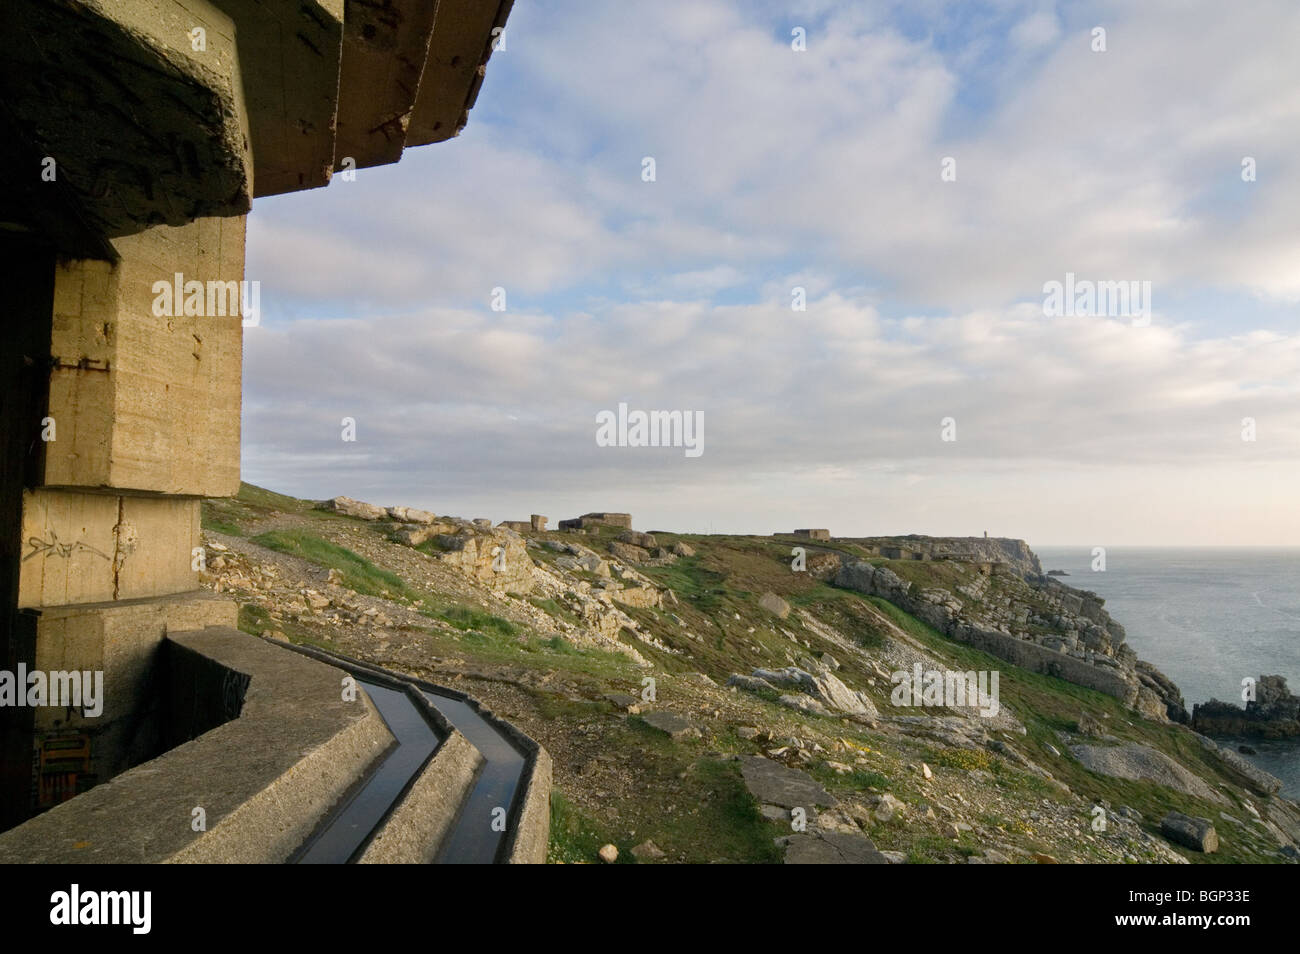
(206, 483, 1285, 864)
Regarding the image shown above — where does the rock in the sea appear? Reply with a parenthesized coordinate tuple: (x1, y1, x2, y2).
(1161, 812, 1219, 853)
(1193, 675, 1300, 738)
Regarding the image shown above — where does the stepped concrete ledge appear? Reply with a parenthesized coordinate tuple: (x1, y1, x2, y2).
(0, 626, 392, 863)
(282, 642, 551, 864)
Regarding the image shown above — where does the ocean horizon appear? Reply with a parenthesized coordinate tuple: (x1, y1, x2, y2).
(1035, 546, 1300, 798)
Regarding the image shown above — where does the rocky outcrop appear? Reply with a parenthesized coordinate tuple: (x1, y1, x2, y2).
(1136, 660, 1190, 724)
(1069, 741, 1224, 804)
(729, 664, 878, 724)
(843, 535, 1043, 577)
(425, 527, 535, 594)
(387, 505, 435, 524)
(1194, 734, 1283, 796)
(608, 541, 650, 563)
(1193, 675, 1300, 738)
(318, 496, 387, 520)
(833, 559, 1147, 706)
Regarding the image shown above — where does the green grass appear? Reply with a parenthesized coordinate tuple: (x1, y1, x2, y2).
(250, 529, 417, 599)
(237, 603, 271, 635)
(855, 592, 1285, 863)
(201, 501, 245, 537)
(547, 791, 630, 864)
(236, 482, 312, 511)
(423, 604, 519, 636)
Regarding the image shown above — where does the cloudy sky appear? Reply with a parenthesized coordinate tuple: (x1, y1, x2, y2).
(241, 0, 1300, 545)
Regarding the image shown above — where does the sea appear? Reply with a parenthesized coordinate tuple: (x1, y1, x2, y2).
(1034, 547, 1300, 798)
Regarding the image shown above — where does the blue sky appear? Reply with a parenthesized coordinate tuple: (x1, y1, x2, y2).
(240, 0, 1300, 545)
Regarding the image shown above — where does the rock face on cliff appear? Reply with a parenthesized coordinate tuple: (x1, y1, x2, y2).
(1193, 675, 1300, 738)
(831, 554, 1179, 713)
(841, 535, 1043, 577)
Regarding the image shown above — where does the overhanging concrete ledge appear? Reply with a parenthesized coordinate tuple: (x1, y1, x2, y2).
(0, 626, 393, 863)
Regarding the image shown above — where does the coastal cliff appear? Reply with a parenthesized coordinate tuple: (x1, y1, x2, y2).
(200, 488, 1300, 864)
(824, 537, 1186, 723)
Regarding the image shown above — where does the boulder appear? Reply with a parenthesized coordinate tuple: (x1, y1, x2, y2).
(1070, 742, 1224, 803)
(739, 755, 834, 809)
(608, 541, 651, 563)
(387, 505, 435, 524)
(758, 591, 791, 619)
(727, 673, 778, 693)
(577, 553, 611, 576)
(1076, 710, 1107, 737)
(874, 794, 906, 822)
(317, 496, 386, 520)
(1160, 812, 1219, 853)
(670, 542, 695, 557)
(640, 711, 698, 740)
(612, 585, 661, 609)
(779, 693, 832, 717)
(751, 666, 878, 724)
(631, 840, 665, 862)
(617, 530, 658, 549)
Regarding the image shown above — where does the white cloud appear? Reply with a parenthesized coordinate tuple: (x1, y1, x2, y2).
(241, 0, 1300, 543)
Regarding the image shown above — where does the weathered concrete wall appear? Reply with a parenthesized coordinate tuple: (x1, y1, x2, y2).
(2, 0, 252, 240)
(335, 0, 441, 170)
(166, 631, 251, 746)
(0, 627, 393, 863)
(210, 0, 344, 197)
(19, 489, 200, 607)
(26, 593, 237, 801)
(44, 216, 245, 496)
(407, 0, 514, 145)
(0, 0, 515, 845)
(505, 744, 552, 864)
